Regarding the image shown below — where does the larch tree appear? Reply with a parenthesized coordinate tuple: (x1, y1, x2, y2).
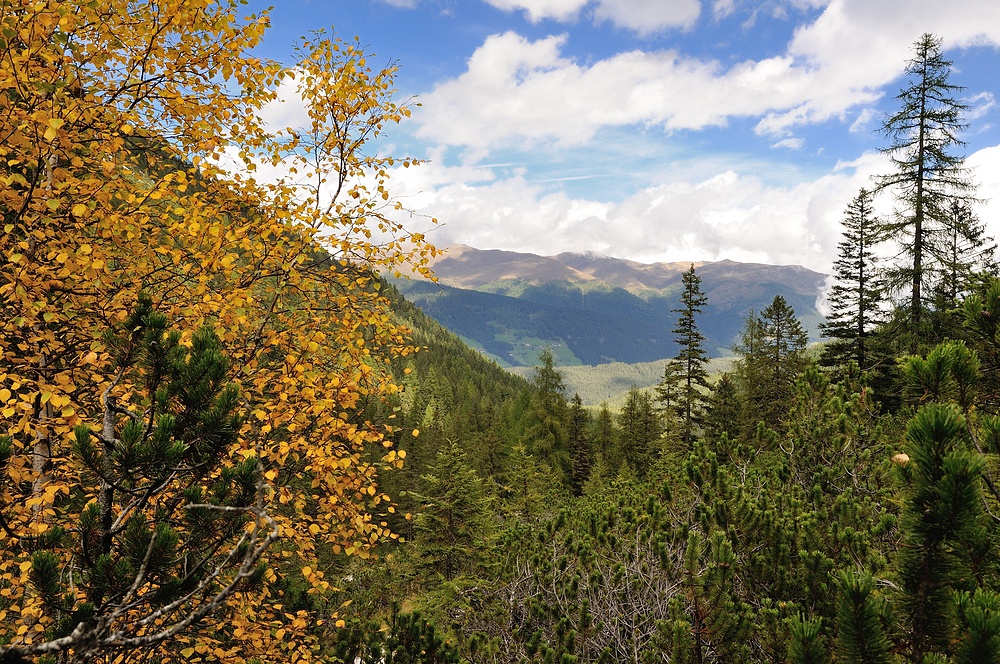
(876, 33, 978, 335)
(820, 189, 887, 372)
(671, 265, 710, 446)
(0, 1, 433, 661)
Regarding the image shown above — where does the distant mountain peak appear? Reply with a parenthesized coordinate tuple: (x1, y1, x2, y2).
(396, 245, 829, 367)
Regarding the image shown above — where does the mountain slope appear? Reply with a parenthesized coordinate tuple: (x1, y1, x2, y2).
(396, 246, 828, 367)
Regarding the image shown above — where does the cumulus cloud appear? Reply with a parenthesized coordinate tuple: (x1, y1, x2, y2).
(483, 0, 700, 31)
(482, 0, 588, 22)
(593, 0, 701, 33)
(416, 31, 888, 149)
(416, 0, 1000, 150)
(384, 149, 901, 273)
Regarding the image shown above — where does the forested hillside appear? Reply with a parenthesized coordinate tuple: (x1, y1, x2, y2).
(5, 5, 1000, 664)
(394, 249, 826, 366)
(320, 34, 1000, 664)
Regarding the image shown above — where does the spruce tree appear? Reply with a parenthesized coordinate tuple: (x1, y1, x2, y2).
(414, 440, 493, 582)
(672, 265, 711, 446)
(616, 387, 661, 477)
(929, 201, 997, 340)
(523, 348, 570, 480)
(876, 33, 978, 335)
(821, 188, 887, 371)
(732, 297, 809, 435)
(568, 394, 593, 496)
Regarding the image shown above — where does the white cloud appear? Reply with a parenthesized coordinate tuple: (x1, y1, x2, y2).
(968, 92, 997, 122)
(712, 0, 736, 20)
(483, 0, 700, 31)
(593, 0, 701, 34)
(772, 137, 804, 149)
(482, 0, 588, 22)
(385, 150, 901, 273)
(417, 32, 881, 149)
(849, 108, 878, 134)
(378, 0, 419, 7)
(416, 0, 1000, 151)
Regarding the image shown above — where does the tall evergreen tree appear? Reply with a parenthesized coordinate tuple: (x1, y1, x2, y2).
(876, 33, 977, 334)
(928, 201, 997, 341)
(414, 441, 493, 582)
(821, 189, 887, 371)
(672, 265, 711, 446)
(591, 402, 618, 476)
(568, 394, 592, 496)
(523, 348, 570, 479)
(732, 297, 809, 435)
(937, 201, 996, 308)
(616, 387, 661, 476)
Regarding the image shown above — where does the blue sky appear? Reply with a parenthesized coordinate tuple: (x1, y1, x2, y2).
(242, 0, 1000, 273)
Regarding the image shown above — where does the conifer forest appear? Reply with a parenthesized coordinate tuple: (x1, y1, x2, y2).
(4, 3, 1000, 663)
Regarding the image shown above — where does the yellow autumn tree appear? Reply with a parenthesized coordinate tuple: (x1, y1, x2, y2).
(0, 0, 433, 661)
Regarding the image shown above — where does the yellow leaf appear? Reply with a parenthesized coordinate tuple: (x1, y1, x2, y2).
(72, 203, 87, 217)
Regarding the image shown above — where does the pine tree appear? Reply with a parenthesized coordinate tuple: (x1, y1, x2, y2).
(761, 295, 810, 387)
(4, 297, 276, 662)
(835, 571, 893, 664)
(788, 614, 828, 664)
(655, 359, 685, 450)
(937, 201, 996, 308)
(876, 33, 978, 334)
(703, 373, 739, 446)
(897, 402, 985, 661)
(730, 309, 770, 438)
(929, 201, 997, 340)
(821, 189, 887, 371)
(591, 402, 618, 477)
(672, 266, 711, 446)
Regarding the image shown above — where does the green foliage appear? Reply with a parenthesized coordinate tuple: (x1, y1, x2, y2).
(730, 297, 810, 437)
(331, 605, 460, 664)
(671, 266, 711, 446)
(835, 570, 893, 664)
(876, 33, 979, 336)
(898, 402, 986, 660)
(821, 188, 890, 376)
(413, 441, 494, 582)
(788, 614, 828, 664)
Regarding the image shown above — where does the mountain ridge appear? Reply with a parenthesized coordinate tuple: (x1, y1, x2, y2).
(398, 245, 828, 367)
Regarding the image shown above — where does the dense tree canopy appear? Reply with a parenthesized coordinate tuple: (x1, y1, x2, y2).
(0, 1, 433, 661)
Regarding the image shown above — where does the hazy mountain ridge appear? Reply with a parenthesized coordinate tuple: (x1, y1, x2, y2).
(397, 245, 828, 367)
